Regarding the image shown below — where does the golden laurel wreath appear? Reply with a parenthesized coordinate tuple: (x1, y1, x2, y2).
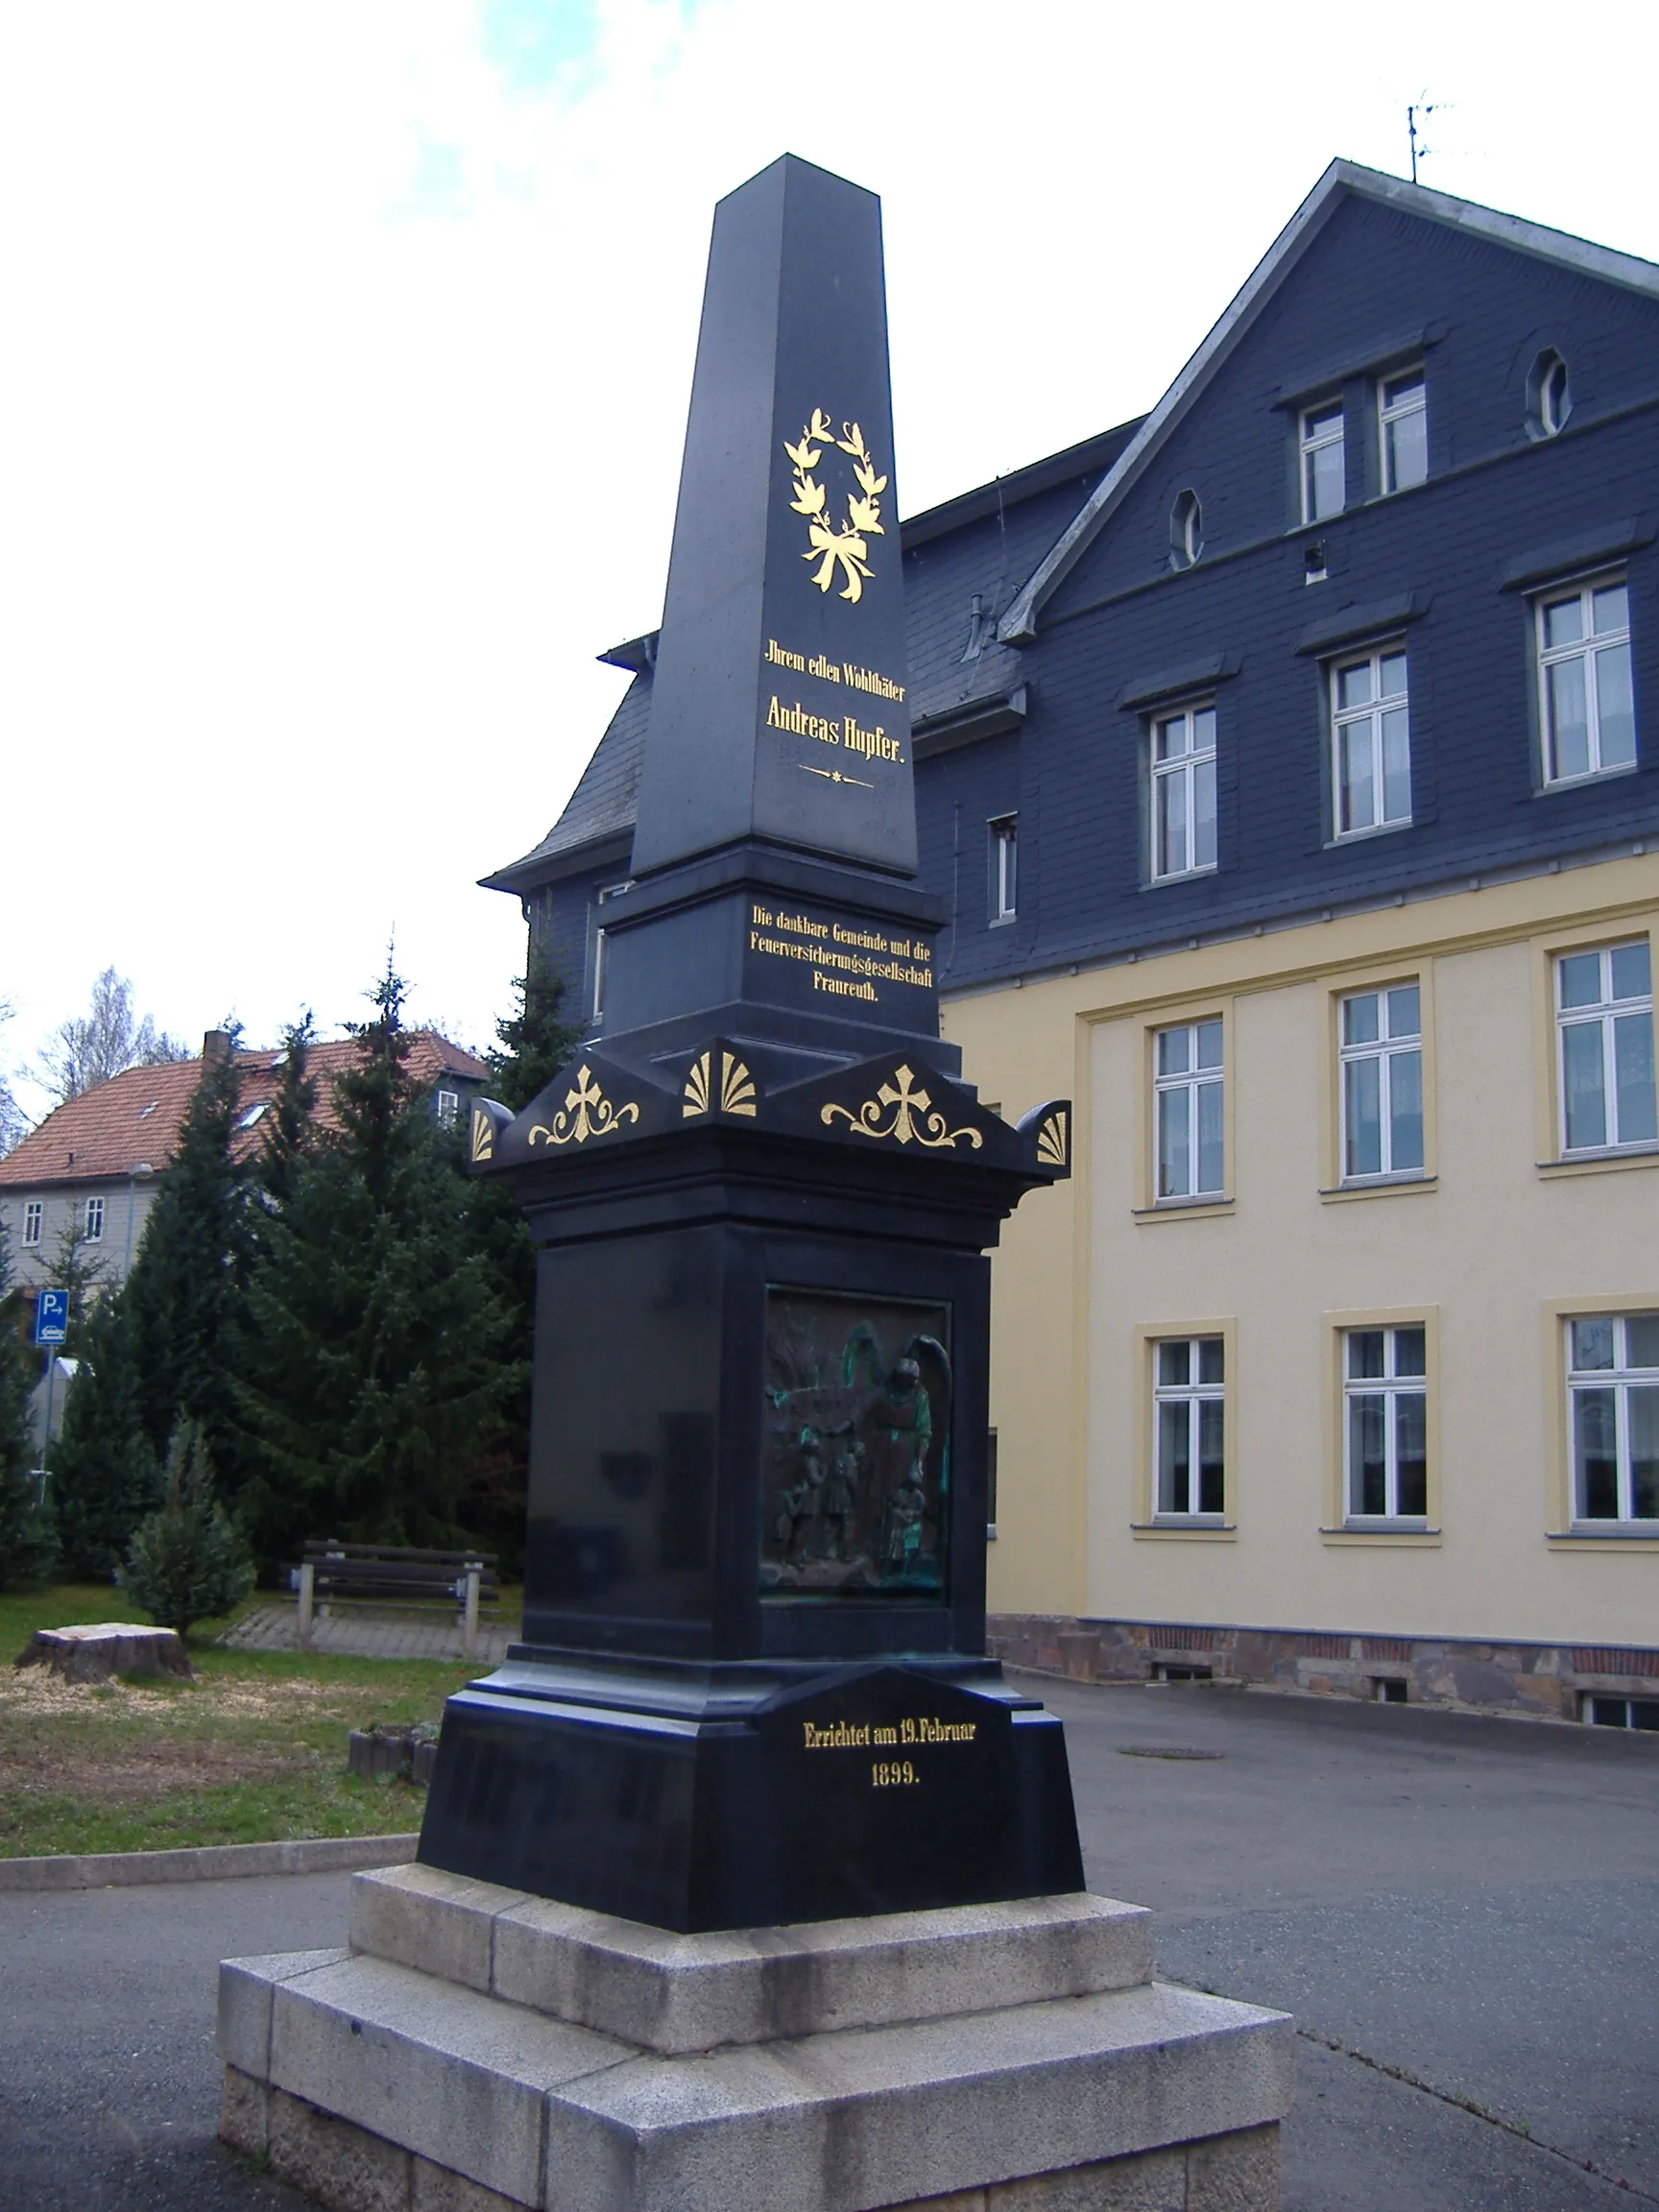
(783, 409, 887, 603)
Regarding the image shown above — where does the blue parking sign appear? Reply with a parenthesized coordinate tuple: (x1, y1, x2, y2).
(35, 1289, 70, 1347)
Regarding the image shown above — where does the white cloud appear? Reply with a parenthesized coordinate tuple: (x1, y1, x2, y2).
(2, 0, 1654, 1117)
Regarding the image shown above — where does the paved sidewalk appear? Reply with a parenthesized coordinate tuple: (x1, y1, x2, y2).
(217, 1601, 515, 1666)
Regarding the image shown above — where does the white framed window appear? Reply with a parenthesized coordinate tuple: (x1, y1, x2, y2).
(590, 879, 634, 1022)
(1155, 1020, 1224, 1200)
(84, 1195, 105, 1241)
(1169, 489, 1203, 569)
(1340, 984, 1424, 1180)
(1153, 1336, 1225, 1518)
(23, 1201, 42, 1246)
(1300, 400, 1345, 523)
(1528, 349, 1571, 439)
(437, 1089, 460, 1126)
(1343, 1325, 1428, 1522)
(1536, 577, 1635, 784)
(1150, 706, 1217, 881)
(1567, 1312, 1659, 1524)
(989, 815, 1018, 923)
(1556, 941, 1656, 1154)
(1332, 646, 1410, 837)
(1378, 369, 1427, 493)
(1584, 1695, 1659, 1729)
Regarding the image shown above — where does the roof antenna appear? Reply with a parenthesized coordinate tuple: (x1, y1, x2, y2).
(1407, 97, 1441, 184)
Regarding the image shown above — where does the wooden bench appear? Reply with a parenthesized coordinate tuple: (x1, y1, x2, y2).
(288, 1542, 500, 1657)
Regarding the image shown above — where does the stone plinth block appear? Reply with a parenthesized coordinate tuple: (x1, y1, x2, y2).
(221, 1879, 1291, 2212)
(351, 1863, 1155, 2052)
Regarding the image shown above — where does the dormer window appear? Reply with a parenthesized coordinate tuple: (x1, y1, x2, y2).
(1528, 349, 1571, 439)
(1169, 490, 1203, 569)
(1300, 401, 1345, 523)
(1379, 370, 1427, 493)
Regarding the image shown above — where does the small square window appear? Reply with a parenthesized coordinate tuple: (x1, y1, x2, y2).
(1584, 1695, 1659, 1729)
(1300, 400, 1345, 523)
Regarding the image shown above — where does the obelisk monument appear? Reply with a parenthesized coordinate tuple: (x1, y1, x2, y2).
(217, 159, 1292, 2212)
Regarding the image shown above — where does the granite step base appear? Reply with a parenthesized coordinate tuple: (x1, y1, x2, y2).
(217, 1867, 1293, 2212)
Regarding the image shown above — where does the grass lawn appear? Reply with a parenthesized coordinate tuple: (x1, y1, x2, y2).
(0, 1582, 485, 1860)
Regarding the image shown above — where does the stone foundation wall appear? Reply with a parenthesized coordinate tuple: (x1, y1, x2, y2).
(222, 2068, 1281, 2212)
(988, 1615, 1659, 1720)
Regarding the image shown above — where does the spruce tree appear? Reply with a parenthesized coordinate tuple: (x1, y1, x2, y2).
(46, 1209, 108, 1357)
(49, 1290, 160, 1579)
(120, 1420, 254, 1638)
(0, 1220, 55, 1588)
(485, 952, 583, 1115)
(123, 1032, 255, 1479)
(259, 1014, 319, 1213)
(234, 962, 520, 1566)
(465, 957, 585, 1561)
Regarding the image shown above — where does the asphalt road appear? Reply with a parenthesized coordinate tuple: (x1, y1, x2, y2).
(1, 1680, 1655, 2211)
(1049, 1676, 1659, 2210)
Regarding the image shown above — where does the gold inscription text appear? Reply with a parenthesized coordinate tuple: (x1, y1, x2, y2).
(801, 1717, 976, 1752)
(748, 902, 933, 1005)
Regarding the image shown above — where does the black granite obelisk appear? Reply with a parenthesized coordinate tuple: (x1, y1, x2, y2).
(418, 154, 1084, 1933)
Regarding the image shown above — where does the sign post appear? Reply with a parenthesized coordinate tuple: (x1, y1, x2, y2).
(34, 1289, 70, 1469)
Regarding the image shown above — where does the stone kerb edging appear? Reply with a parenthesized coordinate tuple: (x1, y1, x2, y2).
(0, 1833, 419, 1895)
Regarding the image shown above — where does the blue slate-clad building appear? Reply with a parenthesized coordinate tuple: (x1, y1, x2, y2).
(486, 162, 1659, 1723)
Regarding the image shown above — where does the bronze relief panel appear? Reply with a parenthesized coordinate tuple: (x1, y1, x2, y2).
(760, 1287, 950, 1599)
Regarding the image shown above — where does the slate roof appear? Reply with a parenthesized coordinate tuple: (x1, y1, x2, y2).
(481, 422, 1143, 894)
(481, 674, 651, 893)
(0, 1032, 489, 1191)
(998, 159, 1659, 642)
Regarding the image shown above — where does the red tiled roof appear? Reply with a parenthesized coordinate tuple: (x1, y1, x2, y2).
(0, 1032, 490, 1190)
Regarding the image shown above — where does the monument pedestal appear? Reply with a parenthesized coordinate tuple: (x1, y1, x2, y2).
(218, 1863, 1292, 2212)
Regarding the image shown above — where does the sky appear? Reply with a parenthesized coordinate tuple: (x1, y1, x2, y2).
(3, 0, 1657, 1119)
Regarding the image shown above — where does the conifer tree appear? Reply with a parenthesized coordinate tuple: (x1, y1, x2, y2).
(49, 1291, 160, 1579)
(123, 1032, 255, 1478)
(485, 953, 583, 1115)
(234, 961, 520, 1565)
(120, 1420, 254, 1638)
(259, 1014, 319, 1212)
(46, 1209, 108, 1357)
(465, 958, 584, 1561)
(0, 1220, 56, 1588)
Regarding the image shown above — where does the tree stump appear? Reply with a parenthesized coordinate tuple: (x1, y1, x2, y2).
(13, 1623, 194, 1683)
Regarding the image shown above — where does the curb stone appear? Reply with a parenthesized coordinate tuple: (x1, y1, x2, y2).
(0, 1831, 419, 1895)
